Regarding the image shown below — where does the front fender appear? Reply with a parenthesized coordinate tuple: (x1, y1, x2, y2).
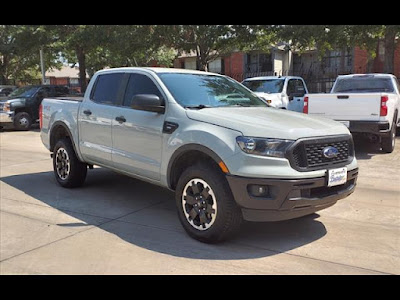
(160, 120, 242, 187)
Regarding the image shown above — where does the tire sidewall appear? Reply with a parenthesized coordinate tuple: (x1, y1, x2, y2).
(382, 115, 397, 153)
(14, 112, 32, 131)
(175, 164, 241, 243)
(53, 138, 87, 188)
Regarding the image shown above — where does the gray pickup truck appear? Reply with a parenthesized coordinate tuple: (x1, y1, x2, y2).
(40, 67, 358, 243)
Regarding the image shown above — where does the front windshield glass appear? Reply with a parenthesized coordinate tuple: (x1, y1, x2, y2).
(8, 86, 39, 98)
(332, 77, 394, 93)
(242, 79, 285, 93)
(158, 73, 267, 108)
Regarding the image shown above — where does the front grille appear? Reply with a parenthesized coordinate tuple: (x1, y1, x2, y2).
(288, 135, 354, 171)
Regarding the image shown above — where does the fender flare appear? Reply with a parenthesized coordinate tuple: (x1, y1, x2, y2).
(167, 143, 225, 189)
(50, 121, 79, 156)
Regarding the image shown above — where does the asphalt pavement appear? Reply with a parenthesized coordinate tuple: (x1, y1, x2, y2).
(0, 128, 399, 274)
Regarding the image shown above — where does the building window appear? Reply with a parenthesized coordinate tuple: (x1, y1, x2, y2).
(184, 58, 197, 70)
(208, 58, 222, 73)
(379, 41, 385, 61)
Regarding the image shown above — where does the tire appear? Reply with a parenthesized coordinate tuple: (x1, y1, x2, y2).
(381, 117, 397, 153)
(175, 162, 243, 243)
(53, 138, 87, 188)
(13, 112, 32, 131)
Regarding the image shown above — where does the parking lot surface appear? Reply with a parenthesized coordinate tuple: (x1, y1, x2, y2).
(0, 129, 399, 274)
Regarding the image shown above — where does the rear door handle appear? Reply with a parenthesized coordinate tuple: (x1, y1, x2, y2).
(83, 110, 92, 116)
(115, 116, 126, 123)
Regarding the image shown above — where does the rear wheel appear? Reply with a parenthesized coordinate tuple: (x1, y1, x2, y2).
(175, 162, 243, 243)
(13, 112, 32, 131)
(53, 138, 87, 188)
(381, 117, 397, 153)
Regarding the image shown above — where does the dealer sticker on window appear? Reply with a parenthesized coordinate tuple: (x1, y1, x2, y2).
(327, 167, 347, 187)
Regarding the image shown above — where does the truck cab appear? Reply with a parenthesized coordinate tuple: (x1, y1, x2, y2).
(242, 76, 308, 112)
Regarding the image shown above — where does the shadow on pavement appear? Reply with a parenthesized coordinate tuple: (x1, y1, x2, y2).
(1, 168, 327, 260)
(353, 135, 400, 160)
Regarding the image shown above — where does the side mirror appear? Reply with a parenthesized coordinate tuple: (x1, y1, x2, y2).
(288, 92, 304, 101)
(131, 94, 165, 114)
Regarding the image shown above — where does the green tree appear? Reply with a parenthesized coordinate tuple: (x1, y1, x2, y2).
(277, 25, 400, 74)
(0, 25, 60, 85)
(157, 25, 258, 71)
(47, 25, 111, 92)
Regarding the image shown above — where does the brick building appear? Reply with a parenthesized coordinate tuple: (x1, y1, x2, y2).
(174, 41, 400, 93)
(45, 65, 89, 92)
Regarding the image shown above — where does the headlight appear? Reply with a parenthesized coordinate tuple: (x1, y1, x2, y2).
(236, 136, 294, 158)
(3, 103, 11, 112)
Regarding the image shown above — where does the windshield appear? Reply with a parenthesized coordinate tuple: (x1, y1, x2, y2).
(332, 77, 394, 93)
(8, 86, 39, 98)
(158, 73, 267, 108)
(242, 79, 285, 93)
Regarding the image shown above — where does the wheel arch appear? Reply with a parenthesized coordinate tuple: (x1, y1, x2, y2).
(50, 121, 78, 155)
(167, 144, 226, 191)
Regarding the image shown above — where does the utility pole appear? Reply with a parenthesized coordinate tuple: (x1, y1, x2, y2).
(40, 48, 46, 84)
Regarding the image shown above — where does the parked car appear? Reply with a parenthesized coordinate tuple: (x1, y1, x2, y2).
(304, 74, 400, 153)
(242, 76, 308, 112)
(0, 85, 70, 130)
(40, 67, 358, 243)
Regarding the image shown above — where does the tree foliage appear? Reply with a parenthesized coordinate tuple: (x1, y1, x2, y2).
(157, 25, 260, 71)
(0, 25, 61, 85)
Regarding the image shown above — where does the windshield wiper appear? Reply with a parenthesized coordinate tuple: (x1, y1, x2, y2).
(185, 104, 212, 109)
(227, 103, 251, 107)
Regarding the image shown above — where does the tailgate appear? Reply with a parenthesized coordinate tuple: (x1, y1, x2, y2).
(308, 93, 382, 121)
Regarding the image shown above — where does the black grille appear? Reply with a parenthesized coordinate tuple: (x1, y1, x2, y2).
(288, 135, 354, 171)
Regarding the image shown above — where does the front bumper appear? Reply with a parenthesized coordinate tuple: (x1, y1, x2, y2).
(0, 111, 14, 126)
(226, 168, 358, 222)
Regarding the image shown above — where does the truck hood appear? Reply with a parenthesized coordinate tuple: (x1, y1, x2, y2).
(185, 107, 350, 140)
(0, 97, 25, 103)
(254, 92, 282, 107)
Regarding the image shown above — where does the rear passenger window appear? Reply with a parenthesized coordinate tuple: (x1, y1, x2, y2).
(91, 73, 124, 105)
(123, 74, 163, 107)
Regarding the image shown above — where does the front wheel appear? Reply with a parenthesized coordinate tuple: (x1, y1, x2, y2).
(53, 138, 87, 188)
(175, 163, 243, 243)
(13, 112, 32, 131)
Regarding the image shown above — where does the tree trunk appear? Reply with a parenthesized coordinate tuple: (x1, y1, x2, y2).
(383, 28, 396, 74)
(76, 46, 87, 93)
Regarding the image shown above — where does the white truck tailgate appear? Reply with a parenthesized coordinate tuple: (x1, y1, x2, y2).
(308, 93, 382, 121)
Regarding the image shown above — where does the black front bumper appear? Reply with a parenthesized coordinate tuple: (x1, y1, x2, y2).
(349, 121, 390, 135)
(226, 168, 358, 222)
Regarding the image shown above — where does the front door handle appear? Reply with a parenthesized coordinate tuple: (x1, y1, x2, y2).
(115, 116, 126, 123)
(83, 109, 92, 116)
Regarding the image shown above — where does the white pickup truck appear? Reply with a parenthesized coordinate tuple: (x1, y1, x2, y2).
(242, 76, 308, 112)
(304, 74, 400, 153)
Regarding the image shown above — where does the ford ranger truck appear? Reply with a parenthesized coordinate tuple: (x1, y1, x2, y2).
(40, 67, 358, 243)
(304, 74, 400, 153)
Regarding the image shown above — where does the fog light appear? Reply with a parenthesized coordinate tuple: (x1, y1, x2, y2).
(248, 185, 269, 197)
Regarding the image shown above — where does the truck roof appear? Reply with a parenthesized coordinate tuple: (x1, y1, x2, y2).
(337, 73, 397, 79)
(96, 67, 222, 77)
(243, 76, 304, 81)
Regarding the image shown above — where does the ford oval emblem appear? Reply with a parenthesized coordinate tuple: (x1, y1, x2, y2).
(323, 146, 339, 159)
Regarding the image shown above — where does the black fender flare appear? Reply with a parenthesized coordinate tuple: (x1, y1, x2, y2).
(50, 121, 79, 155)
(167, 143, 225, 189)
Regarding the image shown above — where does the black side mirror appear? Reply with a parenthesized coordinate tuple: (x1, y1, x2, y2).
(131, 94, 165, 114)
(288, 92, 304, 101)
